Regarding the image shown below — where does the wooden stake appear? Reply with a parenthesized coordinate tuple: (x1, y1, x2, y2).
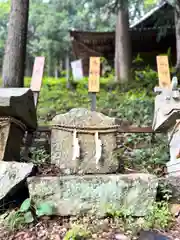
(88, 57, 100, 111)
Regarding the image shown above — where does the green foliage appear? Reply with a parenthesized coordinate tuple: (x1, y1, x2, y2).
(132, 139, 169, 171)
(105, 204, 132, 218)
(132, 53, 144, 64)
(36, 202, 54, 217)
(6, 198, 54, 230)
(19, 198, 31, 213)
(134, 66, 158, 90)
(144, 201, 173, 230)
(6, 198, 35, 230)
(115, 97, 153, 125)
(32, 73, 155, 126)
(0, 0, 9, 65)
(64, 224, 91, 240)
(105, 201, 173, 234)
(6, 211, 25, 231)
(157, 181, 173, 202)
(24, 211, 34, 224)
(30, 148, 50, 166)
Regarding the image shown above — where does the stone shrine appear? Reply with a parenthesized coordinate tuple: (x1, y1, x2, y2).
(51, 108, 119, 174)
(0, 88, 37, 162)
(27, 107, 158, 217)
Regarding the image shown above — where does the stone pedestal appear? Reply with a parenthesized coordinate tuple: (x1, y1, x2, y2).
(51, 108, 119, 174)
(28, 173, 158, 217)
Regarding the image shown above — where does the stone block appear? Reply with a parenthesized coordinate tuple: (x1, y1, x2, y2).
(27, 173, 158, 217)
(0, 118, 25, 161)
(51, 108, 119, 174)
(0, 88, 37, 130)
(0, 161, 33, 201)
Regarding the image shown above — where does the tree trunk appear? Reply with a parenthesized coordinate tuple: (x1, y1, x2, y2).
(25, 55, 34, 77)
(175, 1, 180, 73)
(2, 0, 29, 87)
(47, 44, 54, 77)
(115, 8, 131, 83)
(66, 54, 70, 87)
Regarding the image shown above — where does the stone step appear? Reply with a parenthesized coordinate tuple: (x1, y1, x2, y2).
(27, 173, 158, 217)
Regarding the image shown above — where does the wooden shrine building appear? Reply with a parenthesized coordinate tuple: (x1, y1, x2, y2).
(70, 1, 176, 75)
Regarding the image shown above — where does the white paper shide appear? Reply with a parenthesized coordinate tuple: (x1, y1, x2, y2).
(71, 59, 83, 81)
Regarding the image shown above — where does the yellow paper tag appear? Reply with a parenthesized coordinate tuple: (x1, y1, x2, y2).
(156, 55, 171, 88)
(88, 57, 100, 92)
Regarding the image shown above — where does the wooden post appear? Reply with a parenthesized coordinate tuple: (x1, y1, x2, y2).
(156, 55, 171, 88)
(88, 57, 100, 111)
(66, 54, 70, 88)
(30, 56, 45, 106)
(23, 56, 45, 160)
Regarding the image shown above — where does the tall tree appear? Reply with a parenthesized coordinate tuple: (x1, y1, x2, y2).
(2, 0, 29, 87)
(92, 0, 149, 83)
(93, 0, 133, 83)
(114, 2, 131, 83)
(114, 0, 157, 83)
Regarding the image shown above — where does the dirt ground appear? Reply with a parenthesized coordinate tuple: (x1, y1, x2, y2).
(0, 214, 180, 240)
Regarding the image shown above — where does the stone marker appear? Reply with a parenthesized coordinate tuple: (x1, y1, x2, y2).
(28, 173, 158, 217)
(152, 81, 180, 176)
(51, 108, 120, 174)
(0, 161, 34, 202)
(0, 88, 37, 161)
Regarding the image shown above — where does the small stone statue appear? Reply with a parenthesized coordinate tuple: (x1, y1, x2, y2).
(51, 108, 119, 174)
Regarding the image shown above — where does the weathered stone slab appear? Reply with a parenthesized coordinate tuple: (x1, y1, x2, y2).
(27, 173, 158, 217)
(0, 119, 25, 161)
(0, 88, 37, 130)
(51, 108, 119, 174)
(0, 161, 34, 201)
(152, 90, 180, 132)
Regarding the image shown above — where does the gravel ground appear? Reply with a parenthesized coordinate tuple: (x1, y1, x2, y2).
(0, 215, 180, 240)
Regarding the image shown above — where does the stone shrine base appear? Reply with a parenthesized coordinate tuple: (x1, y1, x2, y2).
(27, 173, 158, 217)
